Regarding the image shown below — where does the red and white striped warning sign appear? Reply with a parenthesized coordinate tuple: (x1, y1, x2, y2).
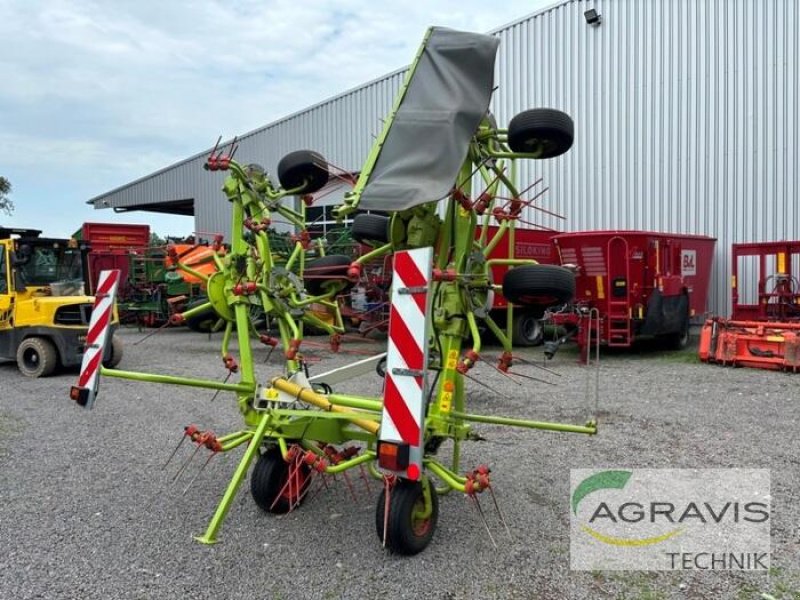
(379, 247, 432, 477)
(73, 269, 120, 409)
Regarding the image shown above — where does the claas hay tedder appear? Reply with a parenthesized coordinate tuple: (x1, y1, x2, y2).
(71, 27, 598, 554)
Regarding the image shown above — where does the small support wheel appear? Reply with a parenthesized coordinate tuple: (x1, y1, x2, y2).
(351, 213, 390, 246)
(250, 449, 311, 514)
(183, 298, 219, 333)
(277, 150, 329, 194)
(503, 264, 575, 317)
(507, 108, 574, 158)
(375, 478, 439, 555)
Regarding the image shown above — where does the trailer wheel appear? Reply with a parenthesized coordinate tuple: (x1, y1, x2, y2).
(277, 150, 329, 195)
(512, 311, 544, 346)
(183, 298, 219, 333)
(662, 317, 691, 350)
(507, 108, 574, 158)
(375, 478, 439, 555)
(250, 449, 311, 514)
(351, 213, 390, 246)
(304, 255, 353, 296)
(102, 335, 124, 368)
(17, 337, 57, 378)
(503, 264, 575, 317)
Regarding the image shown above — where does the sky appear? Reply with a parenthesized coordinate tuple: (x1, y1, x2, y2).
(0, 0, 557, 238)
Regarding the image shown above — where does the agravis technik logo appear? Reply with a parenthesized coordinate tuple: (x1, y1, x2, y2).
(570, 469, 771, 571)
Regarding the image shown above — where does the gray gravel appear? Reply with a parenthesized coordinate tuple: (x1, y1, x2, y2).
(1, 326, 798, 599)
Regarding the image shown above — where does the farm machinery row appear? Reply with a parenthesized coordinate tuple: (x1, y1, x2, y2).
(71, 27, 599, 554)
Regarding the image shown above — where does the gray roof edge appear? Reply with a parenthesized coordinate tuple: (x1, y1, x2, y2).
(89, 0, 575, 204)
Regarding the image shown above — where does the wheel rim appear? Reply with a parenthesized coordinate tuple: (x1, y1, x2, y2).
(521, 318, 541, 343)
(411, 497, 433, 537)
(279, 468, 309, 505)
(22, 348, 40, 370)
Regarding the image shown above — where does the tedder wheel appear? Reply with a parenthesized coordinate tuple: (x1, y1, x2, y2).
(102, 335, 124, 368)
(507, 108, 574, 158)
(250, 449, 311, 514)
(512, 311, 544, 346)
(277, 150, 329, 195)
(304, 254, 353, 296)
(183, 298, 219, 333)
(16, 336, 57, 378)
(375, 478, 439, 555)
(503, 264, 575, 318)
(351, 213, 390, 246)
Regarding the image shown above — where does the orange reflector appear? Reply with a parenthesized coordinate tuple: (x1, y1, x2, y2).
(443, 380, 454, 393)
(377, 440, 410, 472)
(70, 386, 90, 406)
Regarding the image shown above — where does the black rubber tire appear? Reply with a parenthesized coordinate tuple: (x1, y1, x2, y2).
(351, 214, 390, 246)
(503, 264, 575, 317)
(304, 254, 353, 296)
(507, 108, 574, 158)
(16, 336, 57, 378)
(102, 335, 123, 368)
(277, 150, 329, 194)
(375, 478, 439, 555)
(661, 316, 691, 350)
(250, 449, 311, 514)
(512, 311, 544, 346)
(183, 298, 218, 333)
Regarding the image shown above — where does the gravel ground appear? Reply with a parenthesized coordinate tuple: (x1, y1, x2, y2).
(1, 326, 798, 600)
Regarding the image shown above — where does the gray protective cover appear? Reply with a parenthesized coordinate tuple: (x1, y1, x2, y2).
(359, 28, 500, 211)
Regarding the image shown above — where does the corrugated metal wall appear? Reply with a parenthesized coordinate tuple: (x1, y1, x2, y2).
(93, 0, 799, 316)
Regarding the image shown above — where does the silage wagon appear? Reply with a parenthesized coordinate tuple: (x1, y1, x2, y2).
(546, 230, 716, 361)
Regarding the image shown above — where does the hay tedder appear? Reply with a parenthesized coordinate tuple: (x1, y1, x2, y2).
(71, 27, 597, 554)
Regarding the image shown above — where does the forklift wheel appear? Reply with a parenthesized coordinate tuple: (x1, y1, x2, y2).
(304, 255, 354, 296)
(250, 449, 311, 514)
(16, 337, 57, 378)
(503, 264, 575, 317)
(512, 311, 544, 346)
(102, 335, 124, 369)
(351, 214, 390, 246)
(375, 478, 439, 555)
(277, 150, 329, 194)
(507, 108, 574, 158)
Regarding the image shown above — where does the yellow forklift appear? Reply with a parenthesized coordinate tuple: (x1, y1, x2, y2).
(0, 227, 122, 377)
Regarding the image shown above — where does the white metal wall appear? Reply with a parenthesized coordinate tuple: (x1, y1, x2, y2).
(92, 0, 799, 316)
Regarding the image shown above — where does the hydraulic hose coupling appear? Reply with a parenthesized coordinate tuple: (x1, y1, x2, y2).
(223, 354, 239, 373)
(347, 262, 362, 282)
(497, 351, 513, 373)
(170, 313, 185, 326)
(457, 350, 480, 374)
(233, 281, 257, 295)
(286, 339, 301, 360)
(259, 334, 279, 347)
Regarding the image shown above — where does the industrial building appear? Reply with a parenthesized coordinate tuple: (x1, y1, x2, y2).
(89, 0, 799, 316)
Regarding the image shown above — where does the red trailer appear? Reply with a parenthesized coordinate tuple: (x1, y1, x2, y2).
(77, 223, 151, 296)
(547, 230, 716, 360)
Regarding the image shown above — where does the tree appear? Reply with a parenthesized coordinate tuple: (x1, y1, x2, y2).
(0, 177, 12, 215)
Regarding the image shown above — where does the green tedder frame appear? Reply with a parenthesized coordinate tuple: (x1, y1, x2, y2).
(78, 26, 598, 555)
